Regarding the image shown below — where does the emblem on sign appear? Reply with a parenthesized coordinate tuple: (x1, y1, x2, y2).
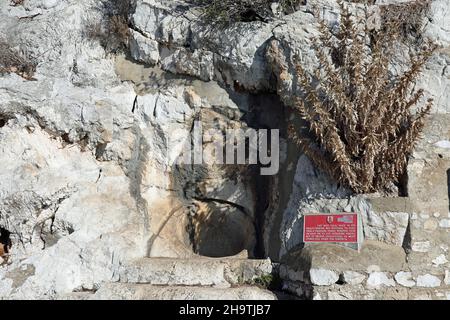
(326, 216, 334, 224)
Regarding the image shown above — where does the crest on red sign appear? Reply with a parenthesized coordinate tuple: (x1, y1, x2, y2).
(326, 216, 334, 224)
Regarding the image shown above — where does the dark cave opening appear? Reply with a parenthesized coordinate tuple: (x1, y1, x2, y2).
(0, 227, 12, 262)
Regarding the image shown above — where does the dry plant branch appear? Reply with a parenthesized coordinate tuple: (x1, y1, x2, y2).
(268, 0, 436, 194)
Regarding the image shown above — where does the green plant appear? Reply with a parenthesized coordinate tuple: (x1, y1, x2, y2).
(267, 1, 435, 194)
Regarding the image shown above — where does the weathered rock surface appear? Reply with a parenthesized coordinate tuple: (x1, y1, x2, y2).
(92, 283, 277, 300)
(416, 274, 442, 288)
(367, 272, 396, 288)
(281, 241, 407, 275)
(309, 269, 340, 286)
(118, 257, 273, 287)
(342, 271, 366, 286)
(279, 240, 449, 300)
(0, 0, 270, 298)
(0, 0, 449, 300)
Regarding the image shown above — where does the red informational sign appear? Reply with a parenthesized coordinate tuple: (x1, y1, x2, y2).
(303, 213, 358, 243)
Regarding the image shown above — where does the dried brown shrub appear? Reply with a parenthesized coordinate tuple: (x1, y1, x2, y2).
(84, 0, 132, 53)
(0, 227, 11, 265)
(275, 0, 306, 14)
(10, 0, 24, 7)
(379, 0, 431, 44)
(268, 1, 435, 194)
(191, 0, 307, 27)
(0, 41, 36, 80)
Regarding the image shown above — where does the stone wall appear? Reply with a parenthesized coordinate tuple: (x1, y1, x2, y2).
(280, 241, 450, 300)
(0, 0, 449, 299)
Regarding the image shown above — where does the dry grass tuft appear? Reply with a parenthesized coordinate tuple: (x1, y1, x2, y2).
(268, 1, 435, 194)
(191, 0, 307, 27)
(0, 41, 36, 80)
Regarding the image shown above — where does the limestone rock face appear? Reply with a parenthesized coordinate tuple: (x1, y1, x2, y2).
(1, 0, 449, 300)
(130, 0, 275, 90)
(0, 1, 146, 297)
(0, 0, 271, 299)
